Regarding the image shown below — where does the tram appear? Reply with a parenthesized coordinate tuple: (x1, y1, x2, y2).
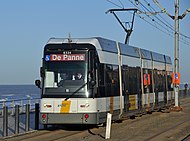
(35, 37, 174, 125)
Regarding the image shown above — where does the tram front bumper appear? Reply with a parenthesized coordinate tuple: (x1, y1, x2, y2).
(40, 113, 99, 125)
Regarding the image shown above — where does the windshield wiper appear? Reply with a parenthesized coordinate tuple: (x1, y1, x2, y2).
(64, 81, 88, 101)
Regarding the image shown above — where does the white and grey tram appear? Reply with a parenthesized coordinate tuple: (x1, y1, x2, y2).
(35, 37, 174, 125)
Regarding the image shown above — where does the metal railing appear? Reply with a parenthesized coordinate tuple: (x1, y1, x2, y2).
(2, 103, 40, 137)
(0, 98, 40, 116)
(0, 97, 40, 137)
(179, 89, 190, 98)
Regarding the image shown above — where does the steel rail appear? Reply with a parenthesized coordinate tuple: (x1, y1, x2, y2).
(145, 117, 190, 141)
(3, 128, 84, 141)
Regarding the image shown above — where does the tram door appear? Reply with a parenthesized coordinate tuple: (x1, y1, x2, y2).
(163, 71, 167, 105)
(154, 69, 159, 106)
(154, 69, 166, 107)
(122, 66, 141, 112)
(122, 66, 129, 112)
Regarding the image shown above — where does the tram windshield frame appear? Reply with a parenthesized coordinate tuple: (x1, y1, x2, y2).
(42, 50, 89, 98)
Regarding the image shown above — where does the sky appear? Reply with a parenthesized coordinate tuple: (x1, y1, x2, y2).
(0, 0, 189, 85)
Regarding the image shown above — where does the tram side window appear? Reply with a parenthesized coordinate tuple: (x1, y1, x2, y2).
(97, 64, 119, 97)
(105, 65, 112, 97)
(105, 64, 119, 96)
(148, 70, 153, 93)
(154, 69, 158, 92)
(105, 65, 112, 83)
(167, 71, 173, 91)
(112, 65, 119, 96)
(98, 64, 105, 85)
(97, 63, 105, 97)
(143, 69, 153, 93)
(89, 50, 97, 82)
(128, 67, 139, 94)
(160, 70, 165, 92)
(154, 70, 164, 92)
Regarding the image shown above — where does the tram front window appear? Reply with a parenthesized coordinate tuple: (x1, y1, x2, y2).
(43, 61, 88, 97)
(45, 61, 87, 86)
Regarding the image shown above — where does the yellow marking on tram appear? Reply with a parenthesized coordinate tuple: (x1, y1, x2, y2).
(110, 97, 114, 114)
(129, 95, 137, 110)
(60, 100, 71, 113)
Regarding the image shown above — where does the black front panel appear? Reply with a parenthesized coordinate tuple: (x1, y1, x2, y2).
(41, 44, 97, 98)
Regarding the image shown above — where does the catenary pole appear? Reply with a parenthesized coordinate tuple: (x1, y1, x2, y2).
(153, 0, 190, 109)
(174, 0, 179, 107)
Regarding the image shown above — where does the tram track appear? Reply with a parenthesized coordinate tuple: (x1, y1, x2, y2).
(145, 112, 190, 140)
(144, 119, 190, 141)
(2, 126, 88, 141)
(23, 130, 82, 141)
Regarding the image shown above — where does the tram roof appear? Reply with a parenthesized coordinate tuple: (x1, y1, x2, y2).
(47, 37, 118, 53)
(119, 43, 140, 58)
(47, 37, 141, 57)
(47, 37, 170, 63)
(151, 52, 165, 63)
(165, 55, 172, 64)
(140, 49, 152, 60)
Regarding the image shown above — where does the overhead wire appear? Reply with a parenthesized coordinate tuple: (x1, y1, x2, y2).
(106, 0, 123, 9)
(128, 0, 190, 46)
(138, 0, 174, 33)
(128, 0, 174, 35)
(106, 0, 135, 32)
(151, 0, 190, 45)
(144, 0, 174, 29)
(118, 0, 125, 9)
(106, 0, 190, 46)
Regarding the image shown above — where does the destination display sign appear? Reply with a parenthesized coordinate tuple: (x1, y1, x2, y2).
(45, 54, 85, 61)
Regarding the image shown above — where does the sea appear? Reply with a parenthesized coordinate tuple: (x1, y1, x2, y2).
(0, 85, 42, 136)
(0, 85, 40, 110)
